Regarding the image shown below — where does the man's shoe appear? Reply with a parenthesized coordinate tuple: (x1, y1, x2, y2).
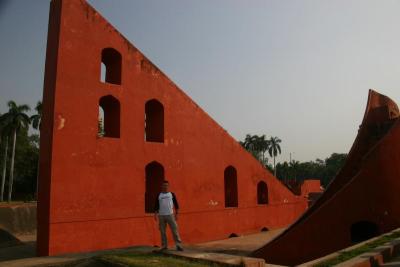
(176, 246, 184, 251)
(159, 247, 168, 252)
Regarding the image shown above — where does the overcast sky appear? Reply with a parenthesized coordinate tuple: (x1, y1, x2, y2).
(1, 0, 400, 163)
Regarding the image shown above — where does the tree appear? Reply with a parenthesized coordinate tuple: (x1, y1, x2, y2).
(0, 114, 7, 201)
(0, 113, 13, 202)
(276, 161, 290, 183)
(30, 101, 42, 199)
(240, 134, 259, 160)
(289, 160, 300, 181)
(275, 153, 347, 188)
(30, 101, 42, 130)
(240, 134, 270, 166)
(257, 135, 270, 166)
(240, 134, 255, 154)
(13, 130, 39, 200)
(322, 153, 347, 186)
(268, 136, 282, 176)
(0, 112, 3, 201)
(0, 101, 31, 202)
(0, 126, 39, 201)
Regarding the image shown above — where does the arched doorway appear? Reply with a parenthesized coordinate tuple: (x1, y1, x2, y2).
(257, 181, 268, 204)
(145, 161, 165, 213)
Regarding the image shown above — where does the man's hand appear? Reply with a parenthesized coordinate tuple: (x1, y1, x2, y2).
(175, 213, 178, 221)
(154, 212, 158, 221)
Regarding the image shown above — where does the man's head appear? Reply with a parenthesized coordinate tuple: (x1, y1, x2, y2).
(161, 180, 169, 192)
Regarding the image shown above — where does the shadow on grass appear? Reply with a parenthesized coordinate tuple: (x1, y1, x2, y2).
(96, 251, 241, 267)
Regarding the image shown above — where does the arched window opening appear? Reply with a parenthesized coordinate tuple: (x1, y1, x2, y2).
(350, 221, 379, 243)
(145, 99, 164, 143)
(101, 48, 122, 85)
(99, 95, 120, 138)
(145, 161, 165, 213)
(224, 166, 238, 208)
(257, 181, 268, 204)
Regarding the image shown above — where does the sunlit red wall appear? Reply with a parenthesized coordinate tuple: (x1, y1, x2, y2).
(37, 0, 308, 256)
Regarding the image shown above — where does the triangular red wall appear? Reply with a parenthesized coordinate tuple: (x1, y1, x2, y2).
(37, 0, 306, 256)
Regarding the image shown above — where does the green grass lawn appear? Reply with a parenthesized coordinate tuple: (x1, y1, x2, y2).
(95, 251, 237, 267)
(315, 230, 400, 267)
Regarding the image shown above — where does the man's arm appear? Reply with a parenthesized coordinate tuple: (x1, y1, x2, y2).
(171, 192, 180, 213)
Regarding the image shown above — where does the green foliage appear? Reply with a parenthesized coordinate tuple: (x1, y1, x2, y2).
(239, 134, 347, 186)
(239, 134, 271, 166)
(276, 153, 347, 187)
(0, 127, 38, 201)
(96, 251, 233, 267)
(267, 136, 281, 158)
(30, 101, 42, 130)
(0, 101, 31, 132)
(265, 164, 274, 173)
(0, 100, 39, 202)
(13, 130, 39, 200)
(268, 136, 282, 176)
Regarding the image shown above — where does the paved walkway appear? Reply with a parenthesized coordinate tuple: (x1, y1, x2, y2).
(188, 228, 285, 255)
(165, 228, 285, 267)
(165, 249, 266, 267)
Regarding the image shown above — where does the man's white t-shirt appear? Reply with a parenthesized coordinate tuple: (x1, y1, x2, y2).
(158, 192, 175, 215)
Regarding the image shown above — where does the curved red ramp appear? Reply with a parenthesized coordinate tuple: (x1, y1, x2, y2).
(252, 90, 400, 265)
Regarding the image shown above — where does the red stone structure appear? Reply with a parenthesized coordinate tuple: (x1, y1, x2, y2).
(280, 179, 323, 204)
(253, 90, 400, 265)
(300, 180, 322, 197)
(37, 0, 310, 256)
(300, 180, 323, 207)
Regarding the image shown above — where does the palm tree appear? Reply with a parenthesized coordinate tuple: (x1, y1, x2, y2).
(258, 135, 270, 166)
(0, 114, 7, 201)
(0, 113, 2, 147)
(268, 136, 282, 177)
(30, 101, 42, 199)
(241, 134, 253, 150)
(0, 112, 13, 202)
(240, 134, 270, 166)
(241, 134, 257, 158)
(0, 134, 9, 202)
(0, 101, 31, 202)
(30, 101, 42, 130)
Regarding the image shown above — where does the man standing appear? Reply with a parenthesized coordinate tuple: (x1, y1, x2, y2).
(154, 180, 183, 251)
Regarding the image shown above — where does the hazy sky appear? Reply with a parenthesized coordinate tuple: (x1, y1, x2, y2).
(1, 0, 400, 163)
